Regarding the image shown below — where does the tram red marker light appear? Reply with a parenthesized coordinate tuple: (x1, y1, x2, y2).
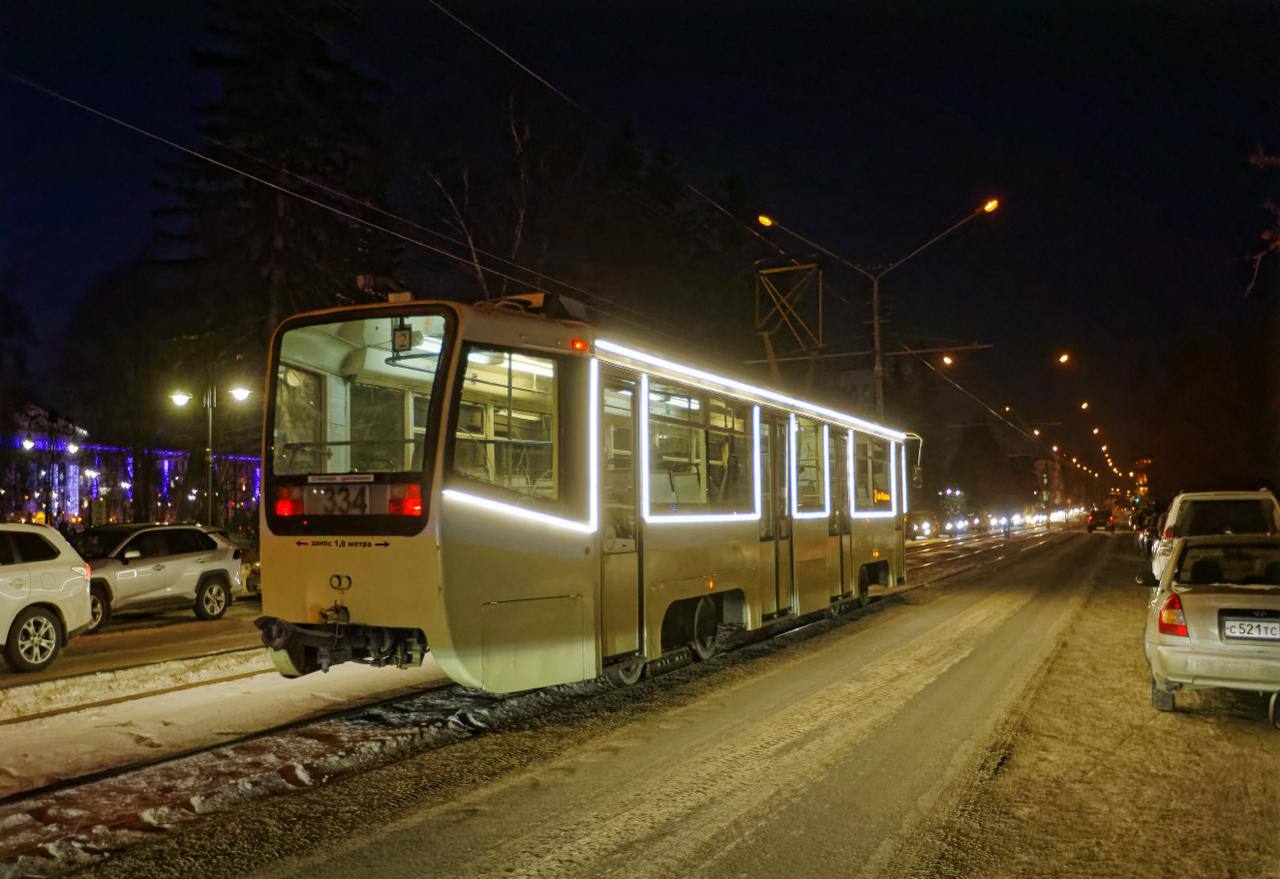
(571, 338, 589, 352)
(389, 484, 423, 516)
(274, 487, 303, 517)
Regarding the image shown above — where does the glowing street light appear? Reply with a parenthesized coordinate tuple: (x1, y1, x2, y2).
(20, 438, 34, 451)
(229, 387, 252, 403)
(1092, 427, 1100, 435)
(756, 214, 775, 227)
(941, 354, 955, 366)
(1079, 401, 1089, 410)
(66, 442, 79, 455)
(166, 381, 253, 524)
(1051, 445, 1059, 453)
(170, 391, 193, 407)
(983, 198, 1000, 213)
(1032, 428, 1041, 436)
(1057, 352, 1070, 364)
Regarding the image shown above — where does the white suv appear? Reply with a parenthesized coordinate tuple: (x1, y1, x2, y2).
(72, 524, 244, 632)
(1151, 490, 1280, 579)
(0, 524, 93, 672)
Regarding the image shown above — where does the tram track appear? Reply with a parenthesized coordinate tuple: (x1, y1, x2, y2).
(0, 529, 1073, 812)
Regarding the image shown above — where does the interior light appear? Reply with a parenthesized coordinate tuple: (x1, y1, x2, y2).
(170, 391, 193, 407)
(230, 387, 252, 403)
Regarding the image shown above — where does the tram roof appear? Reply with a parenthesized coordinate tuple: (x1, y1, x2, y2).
(594, 338, 908, 442)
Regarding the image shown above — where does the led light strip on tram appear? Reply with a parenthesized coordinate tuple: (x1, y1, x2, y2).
(445, 339, 906, 533)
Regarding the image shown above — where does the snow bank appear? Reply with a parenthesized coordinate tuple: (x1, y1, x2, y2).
(0, 649, 274, 723)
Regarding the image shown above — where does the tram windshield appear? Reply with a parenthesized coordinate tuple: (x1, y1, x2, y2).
(270, 313, 449, 483)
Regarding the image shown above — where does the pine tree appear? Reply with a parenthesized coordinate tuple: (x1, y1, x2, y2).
(156, 1, 399, 339)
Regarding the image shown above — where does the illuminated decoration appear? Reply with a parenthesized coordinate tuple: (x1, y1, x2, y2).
(788, 416, 830, 520)
(639, 379, 762, 524)
(21, 438, 34, 451)
(595, 339, 905, 442)
(66, 443, 79, 455)
(161, 457, 171, 501)
(443, 357, 599, 534)
(253, 465, 262, 502)
(125, 456, 134, 502)
(900, 445, 909, 514)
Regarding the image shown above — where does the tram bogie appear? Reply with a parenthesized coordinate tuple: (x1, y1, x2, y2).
(258, 297, 912, 693)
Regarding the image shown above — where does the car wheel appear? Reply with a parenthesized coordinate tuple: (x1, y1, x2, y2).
(87, 582, 112, 634)
(4, 606, 63, 672)
(1151, 677, 1175, 712)
(194, 577, 231, 621)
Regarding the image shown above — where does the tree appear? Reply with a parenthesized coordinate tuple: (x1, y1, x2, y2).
(156, 1, 399, 341)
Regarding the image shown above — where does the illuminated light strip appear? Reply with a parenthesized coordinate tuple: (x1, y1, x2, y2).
(596, 339, 905, 442)
(639, 377, 761, 524)
(790, 416, 831, 520)
(443, 357, 600, 534)
(900, 444, 909, 515)
(850, 435, 897, 519)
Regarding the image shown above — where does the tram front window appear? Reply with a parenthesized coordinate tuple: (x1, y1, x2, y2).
(268, 312, 449, 527)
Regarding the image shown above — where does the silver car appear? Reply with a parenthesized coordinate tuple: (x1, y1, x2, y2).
(73, 524, 244, 632)
(1143, 534, 1280, 727)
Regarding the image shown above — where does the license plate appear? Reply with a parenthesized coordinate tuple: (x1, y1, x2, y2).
(304, 484, 389, 515)
(1223, 618, 1280, 641)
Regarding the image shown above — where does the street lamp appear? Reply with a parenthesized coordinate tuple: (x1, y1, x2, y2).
(941, 354, 955, 366)
(1057, 352, 1071, 364)
(757, 196, 1000, 417)
(1079, 401, 1089, 410)
(168, 383, 253, 525)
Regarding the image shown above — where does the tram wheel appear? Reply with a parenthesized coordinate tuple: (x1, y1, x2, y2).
(690, 596, 718, 661)
(1269, 692, 1279, 730)
(604, 656, 645, 688)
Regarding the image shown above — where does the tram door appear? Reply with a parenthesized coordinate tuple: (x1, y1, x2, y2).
(599, 370, 643, 659)
(759, 413, 795, 617)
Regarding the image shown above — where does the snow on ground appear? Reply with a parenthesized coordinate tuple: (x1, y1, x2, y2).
(0, 658, 448, 799)
(0, 648, 271, 722)
(0, 670, 610, 876)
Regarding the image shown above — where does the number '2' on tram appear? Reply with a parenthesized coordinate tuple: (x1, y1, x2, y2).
(257, 296, 913, 692)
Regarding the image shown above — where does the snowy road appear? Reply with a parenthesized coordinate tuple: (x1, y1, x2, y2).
(72, 530, 1189, 879)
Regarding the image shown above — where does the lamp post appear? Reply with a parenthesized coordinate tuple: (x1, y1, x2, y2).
(169, 383, 252, 525)
(758, 198, 999, 417)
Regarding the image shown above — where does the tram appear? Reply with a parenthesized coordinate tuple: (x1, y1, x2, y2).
(257, 295, 913, 692)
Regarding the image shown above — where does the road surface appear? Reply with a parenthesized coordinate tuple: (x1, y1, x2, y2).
(74, 529, 1278, 879)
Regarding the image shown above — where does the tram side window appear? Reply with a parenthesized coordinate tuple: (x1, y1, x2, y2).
(452, 347, 558, 502)
(648, 381, 753, 515)
(854, 433, 893, 512)
(794, 416, 825, 512)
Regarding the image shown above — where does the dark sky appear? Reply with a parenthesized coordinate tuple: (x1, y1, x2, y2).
(3, 0, 1278, 492)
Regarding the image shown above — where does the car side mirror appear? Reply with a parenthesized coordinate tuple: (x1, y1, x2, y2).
(123, 549, 141, 562)
(1135, 571, 1157, 587)
(911, 465, 924, 489)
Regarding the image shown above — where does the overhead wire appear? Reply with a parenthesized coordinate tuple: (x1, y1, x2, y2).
(1, 70, 693, 344)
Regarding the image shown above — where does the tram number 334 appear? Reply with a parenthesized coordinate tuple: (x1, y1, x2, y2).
(320, 486, 368, 515)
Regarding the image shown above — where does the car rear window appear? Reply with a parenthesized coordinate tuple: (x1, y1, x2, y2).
(11, 532, 60, 563)
(1176, 544, 1280, 586)
(169, 530, 218, 553)
(1177, 499, 1279, 537)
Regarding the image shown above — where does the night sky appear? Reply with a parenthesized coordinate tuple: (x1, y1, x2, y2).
(3, 0, 1278, 493)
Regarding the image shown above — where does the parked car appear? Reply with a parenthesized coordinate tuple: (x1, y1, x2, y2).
(1142, 534, 1280, 727)
(1151, 490, 1280, 580)
(1086, 507, 1115, 532)
(907, 510, 938, 540)
(72, 523, 245, 632)
(0, 524, 93, 672)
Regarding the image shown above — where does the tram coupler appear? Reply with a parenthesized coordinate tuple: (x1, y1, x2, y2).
(255, 616, 428, 676)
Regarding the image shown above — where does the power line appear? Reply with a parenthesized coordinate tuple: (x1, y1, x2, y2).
(421, 0, 793, 261)
(1, 70, 685, 342)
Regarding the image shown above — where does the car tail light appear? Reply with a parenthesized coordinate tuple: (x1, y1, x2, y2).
(275, 486, 304, 517)
(1158, 592, 1188, 637)
(72, 563, 91, 581)
(1162, 526, 1175, 540)
(388, 484, 423, 516)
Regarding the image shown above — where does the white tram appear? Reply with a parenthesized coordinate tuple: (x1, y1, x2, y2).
(257, 296, 913, 692)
